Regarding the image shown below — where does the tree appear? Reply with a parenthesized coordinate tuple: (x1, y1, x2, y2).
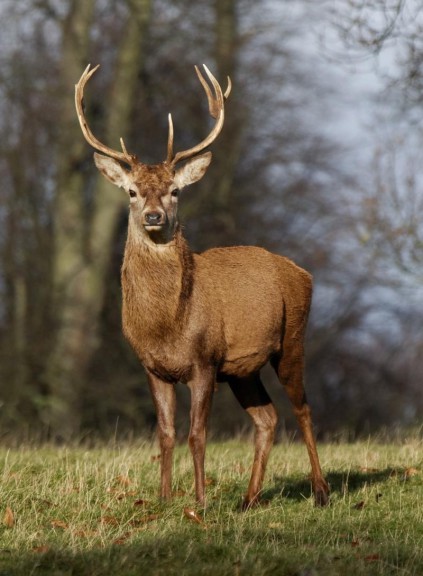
(2, 0, 418, 438)
(0, 0, 62, 430)
(328, 0, 423, 112)
(318, 0, 423, 432)
(44, 0, 152, 439)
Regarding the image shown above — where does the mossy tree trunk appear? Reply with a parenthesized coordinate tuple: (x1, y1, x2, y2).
(45, 0, 151, 439)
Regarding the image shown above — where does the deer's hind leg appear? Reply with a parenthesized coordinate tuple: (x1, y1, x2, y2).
(271, 350, 329, 506)
(228, 373, 278, 510)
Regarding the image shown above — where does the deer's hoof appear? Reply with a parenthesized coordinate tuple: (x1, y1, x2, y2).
(241, 495, 260, 511)
(314, 481, 330, 507)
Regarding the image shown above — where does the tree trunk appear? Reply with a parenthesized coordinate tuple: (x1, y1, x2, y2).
(196, 0, 241, 247)
(214, 0, 240, 217)
(45, 0, 151, 440)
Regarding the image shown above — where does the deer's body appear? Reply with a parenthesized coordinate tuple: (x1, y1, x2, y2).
(122, 234, 311, 384)
(75, 64, 329, 509)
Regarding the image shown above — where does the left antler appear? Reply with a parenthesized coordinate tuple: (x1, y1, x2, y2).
(75, 64, 137, 166)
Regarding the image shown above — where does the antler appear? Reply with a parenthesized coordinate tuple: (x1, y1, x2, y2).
(166, 64, 231, 166)
(75, 64, 136, 166)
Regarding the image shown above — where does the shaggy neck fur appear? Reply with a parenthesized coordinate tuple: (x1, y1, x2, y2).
(121, 222, 194, 345)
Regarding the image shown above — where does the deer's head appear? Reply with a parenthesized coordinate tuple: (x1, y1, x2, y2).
(75, 64, 231, 246)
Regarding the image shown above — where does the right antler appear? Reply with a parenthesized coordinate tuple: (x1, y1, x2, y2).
(166, 64, 231, 166)
(75, 64, 137, 166)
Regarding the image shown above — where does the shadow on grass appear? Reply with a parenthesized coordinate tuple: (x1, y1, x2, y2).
(0, 534, 275, 576)
(0, 540, 233, 576)
(262, 467, 400, 504)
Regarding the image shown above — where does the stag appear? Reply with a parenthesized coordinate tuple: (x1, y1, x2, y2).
(75, 64, 329, 509)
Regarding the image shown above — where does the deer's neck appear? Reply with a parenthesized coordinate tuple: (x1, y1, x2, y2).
(121, 225, 194, 343)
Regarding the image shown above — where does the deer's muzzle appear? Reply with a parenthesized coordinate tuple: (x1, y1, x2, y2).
(144, 211, 165, 228)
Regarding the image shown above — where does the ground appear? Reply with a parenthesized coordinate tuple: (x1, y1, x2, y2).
(0, 434, 422, 575)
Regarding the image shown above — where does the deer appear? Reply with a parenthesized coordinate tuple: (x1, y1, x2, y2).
(75, 63, 329, 509)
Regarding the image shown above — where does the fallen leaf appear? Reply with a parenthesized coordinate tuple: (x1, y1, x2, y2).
(72, 528, 98, 538)
(60, 485, 80, 495)
(404, 467, 419, 479)
(106, 487, 138, 499)
(113, 532, 131, 545)
(129, 514, 160, 527)
(33, 545, 50, 554)
(183, 507, 204, 525)
(101, 515, 119, 526)
(3, 507, 15, 528)
(115, 474, 133, 486)
(6, 473, 21, 482)
(173, 489, 187, 497)
(51, 519, 68, 529)
(35, 498, 55, 509)
(116, 490, 138, 500)
(364, 554, 381, 562)
(137, 513, 160, 524)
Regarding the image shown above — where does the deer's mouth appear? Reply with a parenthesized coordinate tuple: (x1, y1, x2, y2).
(144, 224, 164, 231)
(143, 224, 175, 246)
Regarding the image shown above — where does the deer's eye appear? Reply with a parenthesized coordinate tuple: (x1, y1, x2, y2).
(129, 189, 137, 198)
(171, 189, 179, 198)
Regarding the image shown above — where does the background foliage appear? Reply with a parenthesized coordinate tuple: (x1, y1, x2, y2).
(0, 0, 421, 440)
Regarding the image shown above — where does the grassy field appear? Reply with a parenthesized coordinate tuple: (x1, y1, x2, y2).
(0, 434, 422, 575)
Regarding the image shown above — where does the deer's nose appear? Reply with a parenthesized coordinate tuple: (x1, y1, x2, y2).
(144, 211, 164, 226)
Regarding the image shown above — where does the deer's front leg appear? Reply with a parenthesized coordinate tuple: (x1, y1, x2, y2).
(147, 370, 176, 500)
(188, 365, 215, 507)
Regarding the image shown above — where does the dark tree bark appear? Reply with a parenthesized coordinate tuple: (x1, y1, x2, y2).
(45, 0, 151, 439)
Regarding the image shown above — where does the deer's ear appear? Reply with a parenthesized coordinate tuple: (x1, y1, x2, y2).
(94, 153, 130, 188)
(174, 152, 212, 189)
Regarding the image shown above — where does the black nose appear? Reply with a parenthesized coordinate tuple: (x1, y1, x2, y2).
(145, 212, 163, 225)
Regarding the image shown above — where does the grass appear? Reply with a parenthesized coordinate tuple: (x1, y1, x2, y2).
(0, 435, 422, 575)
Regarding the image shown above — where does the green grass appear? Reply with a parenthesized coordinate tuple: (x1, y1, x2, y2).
(0, 435, 422, 575)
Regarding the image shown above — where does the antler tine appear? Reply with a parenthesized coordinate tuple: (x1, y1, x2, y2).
(166, 113, 174, 164)
(224, 76, 232, 100)
(199, 65, 231, 117)
(75, 64, 135, 166)
(168, 64, 231, 166)
(195, 65, 221, 119)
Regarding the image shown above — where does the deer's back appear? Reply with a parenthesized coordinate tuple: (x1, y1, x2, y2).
(197, 246, 312, 377)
